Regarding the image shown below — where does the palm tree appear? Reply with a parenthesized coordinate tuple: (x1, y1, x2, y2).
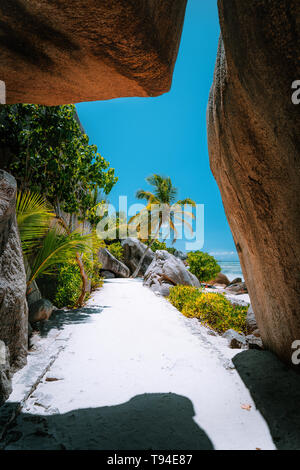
(130, 174, 196, 278)
(16, 191, 97, 306)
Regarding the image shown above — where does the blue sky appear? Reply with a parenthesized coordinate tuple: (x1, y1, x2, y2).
(76, 0, 238, 261)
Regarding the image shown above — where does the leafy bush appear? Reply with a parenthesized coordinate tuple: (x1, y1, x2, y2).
(106, 242, 124, 261)
(146, 239, 167, 252)
(168, 285, 202, 311)
(187, 251, 221, 282)
(54, 262, 82, 308)
(82, 253, 103, 291)
(166, 247, 176, 255)
(168, 286, 247, 334)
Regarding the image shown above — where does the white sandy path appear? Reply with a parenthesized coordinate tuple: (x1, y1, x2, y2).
(11, 279, 275, 450)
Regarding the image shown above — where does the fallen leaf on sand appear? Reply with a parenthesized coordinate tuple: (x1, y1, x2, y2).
(241, 404, 252, 411)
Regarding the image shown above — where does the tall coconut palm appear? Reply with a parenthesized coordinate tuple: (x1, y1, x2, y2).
(130, 174, 196, 278)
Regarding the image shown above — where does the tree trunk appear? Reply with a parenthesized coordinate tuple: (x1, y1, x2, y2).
(75, 252, 88, 307)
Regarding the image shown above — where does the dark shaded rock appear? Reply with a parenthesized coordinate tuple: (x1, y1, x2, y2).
(26, 279, 42, 308)
(246, 335, 264, 351)
(207, 1, 300, 364)
(98, 248, 130, 279)
(144, 250, 200, 296)
(228, 278, 242, 286)
(0, 341, 12, 405)
(246, 304, 258, 334)
(225, 282, 247, 295)
(29, 299, 54, 324)
(101, 270, 116, 279)
(209, 273, 230, 287)
(222, 329, 246, 349)
(233, 350, 300, 449)
(121, 238, 155, 276)
(0, 170, 28, 370)
(252, 329, 261, 338)
(172, 249, 187, 261)
(1, 0, 187, 105)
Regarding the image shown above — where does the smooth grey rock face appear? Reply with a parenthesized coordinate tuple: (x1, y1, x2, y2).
(222, 330, 246, 349)
(0, 170, 28, 371)
(0, 340, 12, 405)
(121, 238, 155, 276)
(246, 304, 258, 334)
(144, 250, 200, 296)
(98, 248, 130, 278)
(29, 299, 54, 323)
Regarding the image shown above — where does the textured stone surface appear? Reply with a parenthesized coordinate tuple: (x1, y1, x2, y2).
(246, 305, 258, 334)
(222, 330, 246, 350)
(121, 238, 155, 276)
(0, 0, 187, 105)
(0, 341, 12, 405)
(144, 250, 200, 296)
(29, 299, 54, 323)
(209, 273, 230, 286)
(207, 0, 300, 364)
(98, 248, 130, 279)
(0, 170, 28, 371)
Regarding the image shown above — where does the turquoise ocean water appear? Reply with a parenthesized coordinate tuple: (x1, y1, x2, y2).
(218, 261, 244, 282)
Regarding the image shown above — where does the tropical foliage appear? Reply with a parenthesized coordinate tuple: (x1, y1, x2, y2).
(187, 251, 221, 282)
(0, 104, 117, 217)
(131, 174, 196, 278)
(146, 239, 167, 252)
(3, 104, 117, 308)
(16, 190, 103, 307)
(106, 242, 124, 261)
(168, 286, 247, 334)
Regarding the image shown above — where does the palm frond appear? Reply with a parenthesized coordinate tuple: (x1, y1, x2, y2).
(176, 198, 196, 207)
(27, 225, 94, 286)
(16, 191, 54, 254)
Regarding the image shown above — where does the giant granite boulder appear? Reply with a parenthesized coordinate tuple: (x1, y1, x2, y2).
(144, 250, 200, 296)
(1, 0, 187, 105)
(0, 170, 28, 371)
(121, 238, 155, 276)
(98, 248, 130, 278)
(207, 1, 300, 364)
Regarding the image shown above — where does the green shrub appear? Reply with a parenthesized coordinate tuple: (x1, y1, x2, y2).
(106, 242, 124, 261)
(187, 251, 221, 282)
(82, 253, 103, 291)
(168, 285, 202, 311)
(146, 239, 167, 252)
(168, 287, 247, 334)
(54, 262, 82, 308)
(166, 247, 176, 255)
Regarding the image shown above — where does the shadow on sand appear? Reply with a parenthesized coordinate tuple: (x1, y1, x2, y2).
(233, 350, 300, 450)
(35, 305, 110, 338)
(2, 393, 214, 450)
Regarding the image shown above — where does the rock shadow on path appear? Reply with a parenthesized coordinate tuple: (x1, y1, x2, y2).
(3, 393, 214, 450)
(234, 350, 300, 450)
